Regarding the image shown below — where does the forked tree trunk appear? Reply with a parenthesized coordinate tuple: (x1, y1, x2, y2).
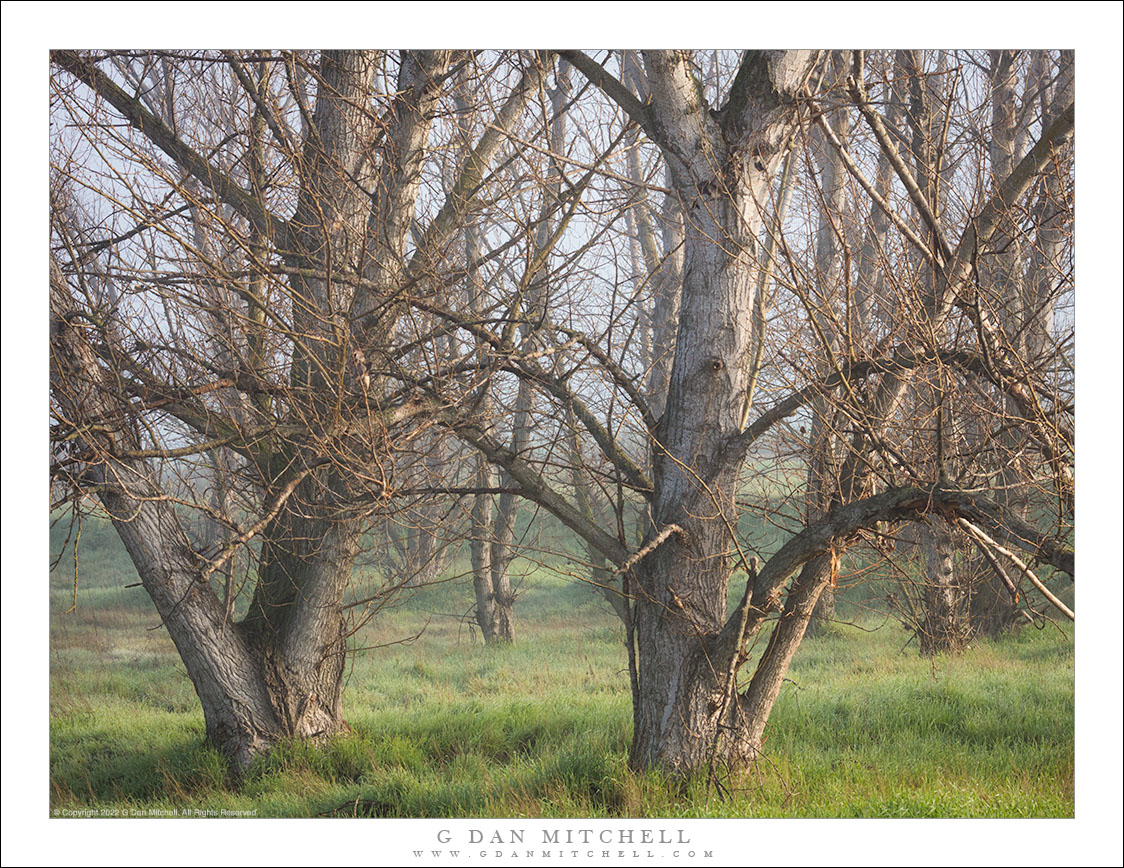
(625, 50, 823, 774)
(51, 259, 350, 768)
(110, 475, 359, 763)
(100, 477, 288, 768)
(241, 477, 364, 741)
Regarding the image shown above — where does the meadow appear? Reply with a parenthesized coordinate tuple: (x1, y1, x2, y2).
(48, 513, 1074, 818)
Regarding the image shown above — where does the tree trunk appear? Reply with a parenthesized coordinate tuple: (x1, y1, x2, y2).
(462, 210, 508, 643)
(51, 258, 353, 768)
(803, 403, 838, 637)
(241, 474, 364, 741)
(477, 60, 574, 645)
(100, 476, 287, 768)
(471, 454, 499, 640)
(51, 49, 455, 770)
(625, 50, 823, 774)
(969, 50, 1025, 636)
(918, 519, 966, 655)
(970, 49, 1074, 636)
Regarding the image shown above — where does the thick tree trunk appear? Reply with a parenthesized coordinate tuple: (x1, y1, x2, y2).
(629, 196, 757, 769)
(623, 49, 821, 775)
(52, 258, 347, 768)
(99, 479, 287, 769)
(51, 50, 456, 770)
(242, 475, 363, 742)
(629, 613, 740, 772)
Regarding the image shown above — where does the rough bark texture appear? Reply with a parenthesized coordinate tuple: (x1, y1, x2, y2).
(905, 52, 968, 653)
(51, 259, 283, 768)
(626, 50, 821, 774)
(242, 479, 362, 741)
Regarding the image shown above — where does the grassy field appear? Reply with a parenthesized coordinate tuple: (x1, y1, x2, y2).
(48, 513, 1074, 818)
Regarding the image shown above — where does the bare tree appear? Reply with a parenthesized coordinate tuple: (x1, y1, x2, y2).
(535, 49, 1072, 774)
(50, 49, 548, 767)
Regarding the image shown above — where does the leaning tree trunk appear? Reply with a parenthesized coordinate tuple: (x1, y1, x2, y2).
(51, 257, 283, 768)
(103, 484, 288, 766)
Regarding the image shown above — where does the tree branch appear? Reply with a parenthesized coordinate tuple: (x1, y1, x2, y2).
(52, 50, 290, 248)
(711, 483, 1074, 661)
(437, 407, 630, 566)
(611, 524, 686, 576)
(957, 518, 1073, 621)
(558, 50, 660, 144)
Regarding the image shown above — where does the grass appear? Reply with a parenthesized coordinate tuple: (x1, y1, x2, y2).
(48, 513, 1074, 818)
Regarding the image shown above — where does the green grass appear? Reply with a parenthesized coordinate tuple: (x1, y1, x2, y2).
(48, 513, 1074, 818)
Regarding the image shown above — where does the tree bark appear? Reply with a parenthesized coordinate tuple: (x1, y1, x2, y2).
(51, 257, 283, 767)
(479, 60, 574, 644)
(549, 48, 1075, 778)
(971, 49, 1074, 636)
(805, 64, 850, 636)
(624, 49, 822, 774)
(918, 518, 966, 654)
